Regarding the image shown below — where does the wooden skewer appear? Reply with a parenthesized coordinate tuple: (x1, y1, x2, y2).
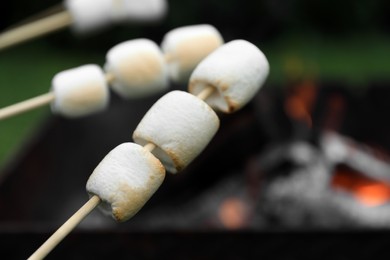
(28, 195, 101, 260)
(196, 85, 214, 101)
(164, 53, 174, 63)
(105, 73, 115, 84)
(0, 11, 73, 51)
(27, 87, 215, 259)
(0, 92, 55, 121)
(143, 142, 157, 152)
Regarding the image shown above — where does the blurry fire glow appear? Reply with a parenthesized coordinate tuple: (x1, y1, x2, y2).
(285, 80, 317, 128)
(332, 167, 390, 207)
(218, 197, 248, 229)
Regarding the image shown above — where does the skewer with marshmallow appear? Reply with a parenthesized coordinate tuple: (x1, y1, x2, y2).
(0, 0, 168, 51)
(28, 39, 269, 259)
(0, 39, 169, 120)
(0, 24, 224, 120)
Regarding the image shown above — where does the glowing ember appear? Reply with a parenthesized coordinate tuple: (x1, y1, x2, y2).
(332, 168, 390, 207)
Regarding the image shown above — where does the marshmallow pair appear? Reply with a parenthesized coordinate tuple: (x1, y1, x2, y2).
(51, 38, 168, 118)
(87, 39, 270, 222)
(105, 24, 224, 91)
(87, 91, 219, 221)
(65, 0, 168, 32)
(52, 38, 169, 118)
(51, 24, 224, 117)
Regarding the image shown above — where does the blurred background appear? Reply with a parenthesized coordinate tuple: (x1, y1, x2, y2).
(1, 0, 390, 258)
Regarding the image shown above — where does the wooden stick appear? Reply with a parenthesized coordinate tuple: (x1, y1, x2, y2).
(105, 73, 115, 84)
(164, 53, 174, 63)
(11, 4, 65, 29)
(196, 85, 214, 101)
(28, 195, 101, 260)
(144, 142, 157, 152)
(0, 92, 55, 121)
(0, 11, 73, 51)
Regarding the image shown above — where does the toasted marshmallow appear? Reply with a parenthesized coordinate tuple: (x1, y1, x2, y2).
(133, 91, 219, 173)
(105, 39, 169, 99)
(51, 64, 109, 117)
(189, 40, 269, 113)
(161, 24, 224, 83)
(86, 142, 165, 222)
(65, 0, 168, 33)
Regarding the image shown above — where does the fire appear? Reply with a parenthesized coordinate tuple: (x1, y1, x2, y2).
(332, 167, 390, 207)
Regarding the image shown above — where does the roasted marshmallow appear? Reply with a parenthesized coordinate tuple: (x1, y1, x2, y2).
(133, 91, 219, 173)
(189, 40, 269, 113)
(86, 142, 165, 222)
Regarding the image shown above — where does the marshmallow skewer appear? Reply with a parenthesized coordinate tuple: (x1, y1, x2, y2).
(0, 38, 171, 120)
(29, 39, 268, 259)
(0, 71, 114, 121)
(0, 0, 168, 51)
(0, 24, 222, 121)
(27, 87, 214, 260)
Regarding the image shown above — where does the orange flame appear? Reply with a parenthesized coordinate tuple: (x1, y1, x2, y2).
(332, 167, 390, 207)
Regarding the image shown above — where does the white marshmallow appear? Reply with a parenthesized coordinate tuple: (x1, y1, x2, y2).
(65, 0, 112, 33)
(161, 24, 224, 83)
(86, 142, 165, 222)
(65, 0, 168, 33)
(51, 64, 109, 118)
(189, 40, 269, 113)
(105, 39, 169, 99)
(110, 0, 168, 23)
(133, 91, 220, 173)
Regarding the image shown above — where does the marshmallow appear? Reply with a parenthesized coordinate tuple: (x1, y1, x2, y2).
(65, 0, 112, 32)
(86, 142, 165, 222)
(105, 39, 169, 99)
(189, 40, 269, 113)
(65, 0, 168, 33)
(161, 24, 224, 83)
(110, 0, 168, 23)
(51, 64, 109, 118)
(133, 91, 219, 173)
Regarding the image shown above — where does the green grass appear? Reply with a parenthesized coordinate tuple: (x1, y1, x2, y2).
(260, 32, 390, 86)
(1, 33, 390, 169)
